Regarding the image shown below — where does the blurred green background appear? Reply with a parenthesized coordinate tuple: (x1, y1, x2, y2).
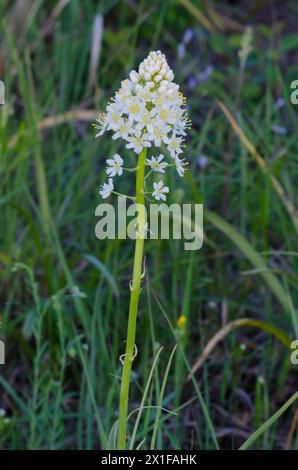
(1, 0, 298, 450)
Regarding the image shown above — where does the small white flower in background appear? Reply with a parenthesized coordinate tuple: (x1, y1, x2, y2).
(146, 155, 168, 173)
(95, 50, 191, 199)
(152, 181, 169, 201)
(106, 154, 123, 177)
(99, 178, 114, 199)
(257, 376, 265, 385)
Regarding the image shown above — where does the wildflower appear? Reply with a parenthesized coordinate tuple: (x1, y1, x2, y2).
(99, 178, 114, 199)
(94, 51, 191, 450)
(196, 155, 209, 169)
(125, 97, 146, 123)
(177, 43, 186, 59)
(152, 181, 169, 201)
(106, 154, 123, 177)
(112, 119, 131, 141)
(183, 28, 193, 44)
(164, 134, 183, 158)
(198, 65, 213, 83)
(148, 122, 171, 147)
(125, 131, 152, 154)
(106, 103, 123, 131)
(175, 156, 187, 177)
(95, 50, 191, 199)
(274, 98, 285, 110)
(177, 315, 187, 328)
(188, 76, 198, 90)
(271, 124, 287, 135)
(94, 113, 107, 137)
(135, 109, 155, 134)
(146, 154, 168, 173)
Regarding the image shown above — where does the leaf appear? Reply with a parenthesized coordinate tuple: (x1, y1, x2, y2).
(129, 347, 163, 450)
(150, 345, 177, 450)
(22, 308, 36, 339)
(187, 318, 292, 380)
(205, 209, 290, 312)
(83, 254, 119, 300)
(239, 391, 298, 449)
(178, 0, 216, 33)
(106, 419, 119, 450)
(280, 34, 298, 53)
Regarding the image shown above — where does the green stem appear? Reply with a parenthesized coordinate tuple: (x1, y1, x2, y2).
(117, 148, 147, 449)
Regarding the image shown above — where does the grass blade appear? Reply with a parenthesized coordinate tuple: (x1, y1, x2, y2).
(150, 344, 178, 449)
(205, 209, 290, 312)
(217, 99, 298, 236)
(239, 391, 298, 449)
(129, 347, 163, 450)
(187, 318, 292, 380)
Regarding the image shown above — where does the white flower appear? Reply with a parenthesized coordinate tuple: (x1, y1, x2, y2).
(175, 156, 187, 177)
(164, 134, 183, 158)
(136, 83, 156, 102)
(94, 113, 107, 137)
(125, 131, 151, 154)
(125, 97, 146, 123)
(135, 109, 155, 134)
(114, 79, 133, 105)
(95, 50, 190, 153)
(106, 154, 123, 177)
(147, 121, 170, 147)
(146, 155, 168, 173)
(106, 103, 123, 131)
(129, 70, 139, 83)
(155, 103, 177, 126)
(152, 180, 169, 201)
(95, 51, 191, 198)
(112, 119, 131, 141)
(138, 51, 174, 95)
(99, 178, 114, 199)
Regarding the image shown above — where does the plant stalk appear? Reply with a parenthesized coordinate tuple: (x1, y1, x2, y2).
(117, 148, 147, 449)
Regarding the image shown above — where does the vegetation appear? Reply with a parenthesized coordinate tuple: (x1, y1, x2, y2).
(0, 0, 298, 450)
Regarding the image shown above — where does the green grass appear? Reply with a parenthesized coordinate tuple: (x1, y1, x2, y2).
(1, 0, 298, 450)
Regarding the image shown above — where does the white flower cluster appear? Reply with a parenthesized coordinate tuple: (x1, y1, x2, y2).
(96, 50, 191, 200)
